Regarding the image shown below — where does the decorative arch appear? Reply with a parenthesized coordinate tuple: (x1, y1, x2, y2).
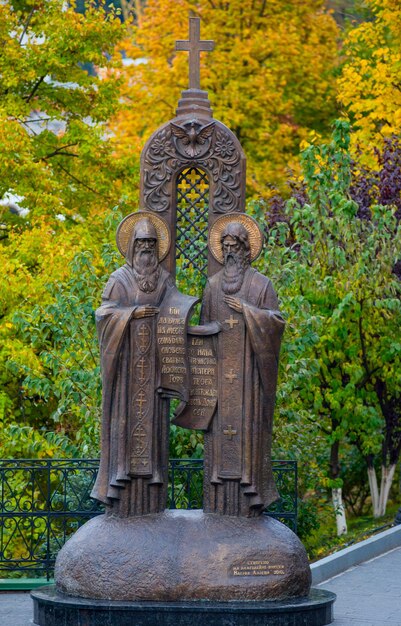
(139, 114, 246, 278)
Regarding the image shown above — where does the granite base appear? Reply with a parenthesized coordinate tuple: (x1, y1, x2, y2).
(32, 586, 336, 626)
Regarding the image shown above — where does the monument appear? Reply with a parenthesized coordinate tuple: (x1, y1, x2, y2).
(32, 17, 336, 626)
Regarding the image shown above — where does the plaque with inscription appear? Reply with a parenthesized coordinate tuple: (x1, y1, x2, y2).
(230, 559, 286, 577)
(173, 323, 220, 430)
(156, 289, 199, 407)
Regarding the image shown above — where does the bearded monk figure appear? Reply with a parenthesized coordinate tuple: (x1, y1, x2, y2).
(91, 213, 195, 517)
(202, 216, 285, 517)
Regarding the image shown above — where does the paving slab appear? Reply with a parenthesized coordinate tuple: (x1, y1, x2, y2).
(0, 591, 32, 626)
(317, 546, 401, 626)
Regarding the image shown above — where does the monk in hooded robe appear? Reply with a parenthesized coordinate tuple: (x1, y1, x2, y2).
(201, 220, 285, 517)
(91, 217, 176, 517)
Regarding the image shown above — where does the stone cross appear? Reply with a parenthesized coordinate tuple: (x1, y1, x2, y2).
(176, 17, 215, 90)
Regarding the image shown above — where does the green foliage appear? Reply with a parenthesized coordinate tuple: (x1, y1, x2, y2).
(169, 424, 204, 459)
(5, 213, 122, 457)
(304, 500, 398, 561)
(296, 498, 322, 543)
(0, 1, 138, 458)
(261, 119, 401, 518)
(1, 1, 399, 549)
(5, 208, 204, 460)
(0, 0, 129, 220)
(169, 398, 204, 459)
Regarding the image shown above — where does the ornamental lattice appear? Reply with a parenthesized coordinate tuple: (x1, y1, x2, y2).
(176, 167, 209, 291)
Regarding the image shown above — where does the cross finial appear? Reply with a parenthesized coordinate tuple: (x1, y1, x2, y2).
(176, 17, 214, 90)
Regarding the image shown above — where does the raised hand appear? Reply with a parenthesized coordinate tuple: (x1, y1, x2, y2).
(224, 295, 243, 313)
(134, 305, 160, 319)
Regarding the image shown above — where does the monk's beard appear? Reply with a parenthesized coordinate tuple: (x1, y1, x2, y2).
(132, 249, 160, 293)
(222, 252, 248, 294)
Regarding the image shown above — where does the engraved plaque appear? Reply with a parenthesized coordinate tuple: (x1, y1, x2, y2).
(230, 559, 286, 577)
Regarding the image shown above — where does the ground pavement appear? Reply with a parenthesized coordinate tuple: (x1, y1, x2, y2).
(316, 545, 401, 626)
(1, 546, 400, 626)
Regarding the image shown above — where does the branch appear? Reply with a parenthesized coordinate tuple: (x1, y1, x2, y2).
(12, 117, 40, 136)
(293, 403, 331, 436)
(394, 436, 401, 465)
(19, 8, 35, 45)
(55, 163, 111, 199)
(25, 75, 46, 103)
(43, 151, 78, 160)
(355, 366, 381, 390)
(374, 379, 390, 465)
(358, 300, 370, 377)
(12, 116, 51, 124)
(39, 144, 79, 161)
(133, 0, 145, 26)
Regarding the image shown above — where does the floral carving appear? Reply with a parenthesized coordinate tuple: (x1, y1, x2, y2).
(214, 134, 235, 159)
(142, 121, 243, 214)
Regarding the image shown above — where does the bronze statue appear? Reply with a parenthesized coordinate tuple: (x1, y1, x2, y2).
(201, 215, 285, 517)
(91, 212, 196, 516)
(48, 19, 320, 617)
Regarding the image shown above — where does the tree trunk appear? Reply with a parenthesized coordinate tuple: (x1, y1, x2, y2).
(377, 464, 396, 518)
(367, 465, 380, 518)
(332, 487, 348, 536)
(367, 464, 396, 518)
(329, 438, 347, 535)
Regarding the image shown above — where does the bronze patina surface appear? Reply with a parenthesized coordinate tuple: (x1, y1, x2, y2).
(55, 510, 311, 602)
(90, 214, 197, 516)
(139, 18, 246, 279)
(175, 17, 214, 91)
(200, 216, 285, 517)
(51, 16, 319, 615)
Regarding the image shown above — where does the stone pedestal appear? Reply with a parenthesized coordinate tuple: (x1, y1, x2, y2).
(55, 510, 311, 601)
(31, 509, 336, 625)
(32, 587, 336, 626)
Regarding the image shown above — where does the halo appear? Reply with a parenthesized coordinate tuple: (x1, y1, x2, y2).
(209, 213, 264, 264)
(116, 211, 171, 261)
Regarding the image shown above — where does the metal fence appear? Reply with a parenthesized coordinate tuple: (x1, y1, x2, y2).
(0, 458, 296, 579)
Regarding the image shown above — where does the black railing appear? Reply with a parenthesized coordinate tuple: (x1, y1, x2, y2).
(0, 458, 296, 579)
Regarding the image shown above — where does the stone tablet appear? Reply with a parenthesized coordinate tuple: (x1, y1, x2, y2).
(156, 288, 199, 407)
(173, 323, 220, 430)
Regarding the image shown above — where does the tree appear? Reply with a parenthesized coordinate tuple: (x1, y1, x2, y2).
(112, 0, 339, 194)
(0, 0, 136, 457)
(338, 0, 401, 163)
(261, 121, 401, 531)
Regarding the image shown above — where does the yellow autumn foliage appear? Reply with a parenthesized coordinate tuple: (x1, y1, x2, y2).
(112, 0, 339, 196)
(338, 0, 401, 161)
